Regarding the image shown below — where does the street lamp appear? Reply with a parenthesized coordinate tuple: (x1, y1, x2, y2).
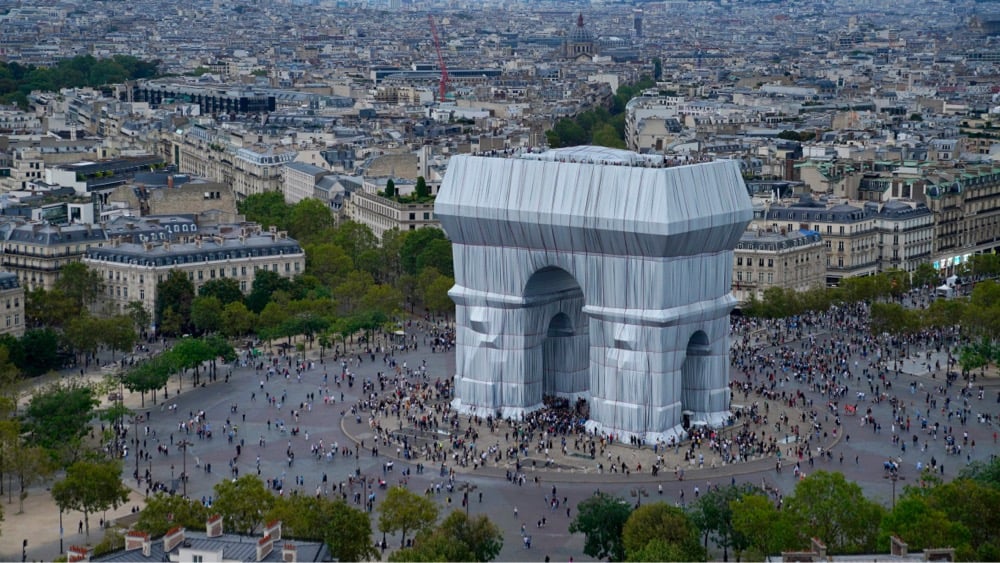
(177, 440, 192, 497)
(885, 470, 905, 510)
(59, 508, 63, 554)
(630, 486, 648, 508)
(457, 482, 478, 517)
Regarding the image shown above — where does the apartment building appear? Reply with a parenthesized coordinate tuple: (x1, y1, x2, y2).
(172, 126, 295, 200)
(82, 228, 304, 318)
(344, 190, 438, 242)
(867, 199, 935, 274)
(733, 228, 826, 302)
(0, 222, 109, 291)
(753, 197, 878, 286)
(0, 272, 25, 337)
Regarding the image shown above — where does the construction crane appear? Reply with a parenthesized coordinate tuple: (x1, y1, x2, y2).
(428, 14, 449, 102)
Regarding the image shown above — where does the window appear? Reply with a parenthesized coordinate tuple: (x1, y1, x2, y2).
(241, 266, 247, 276)
(240, 280, 247, 291)
(737, 271, 743, 282)
(767, 259, 773, 268)
(192, 556, 204, 563)
(272, 264, 278, 272)
(140, 289, 145, 300)
(837, 241, 844, 252)
(758, 258, 764, 267)
(839, 226, 844, 235)
(767, 273, 773, 283)
(737, 257, 743, 266)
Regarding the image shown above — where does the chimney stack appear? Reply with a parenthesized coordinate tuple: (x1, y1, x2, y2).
(206, 514, 223, 538)
(163, 526, 185, 553)
(256, 534, 274, 561)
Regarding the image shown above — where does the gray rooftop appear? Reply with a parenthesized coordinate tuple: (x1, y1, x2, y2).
(85, 234, 303, 268)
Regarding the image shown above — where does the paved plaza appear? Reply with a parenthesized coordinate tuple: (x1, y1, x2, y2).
(3, 303, 1000, 562)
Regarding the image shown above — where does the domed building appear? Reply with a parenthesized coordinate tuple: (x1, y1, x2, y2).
(564, 13, 596, 60)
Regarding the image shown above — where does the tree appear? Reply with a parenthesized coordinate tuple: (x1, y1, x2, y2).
(123, 354, 174, 407)
(569, 492, 633, 561)
(877, 495, 971, 554)
(401, 228, 448, 276)
(391, 510, 503, 562)
(245, 270, 293, 314)
(911, 263, 939, 289)
(782, 470, 885, 554)
(592, 123, 627, 149)
(923, 478, 1000, 555)
(24, 381, 97, 464)
(198, 278, 243, 306)
(213, 475, 275, 536)
(64, 315, 102, 365)
(333, 271, 374, 316)
(414, 176, 430, 199)
(19, 328, 62, 376)
(265, 495, 377, 562)
(622, 502, 704, 562)
(190, 296, 223, 334)
(362, 284, 403, 317)
(51, 460, 130, 541)
(238, 192, 290, 231)
(416, 238, 454, 278)
(689, 484, 753, 561)
(957, 456, 1000, 489)
(9, 441, 54, 514)
(125, 301, 152, 335)
(422, 271, 455, 315)
(304, 243, 354, 287)
(385, 178, 396, 198)
(287, 198, 335, 245)
(54, 261, 105, 311)
(155, 270, 195, 334)
(100, 316, 138, 360)
(332, 221, 377, 270)
(135, 492, 209, 537)
(324, 498, 379, 561)
(221, 301, 256, 338)
(731, 493, 793, 561)
(24, 288, 78, 329)
(377, 485, 439, 548)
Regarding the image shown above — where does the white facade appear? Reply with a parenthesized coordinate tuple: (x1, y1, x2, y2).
(436, 147, 752, 442)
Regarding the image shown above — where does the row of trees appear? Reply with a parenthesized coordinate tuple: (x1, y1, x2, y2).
(128, 476, 505, 562)
(0, 55, 160, 109)
(569, 465, 1000, 561)
(545, 76, 658, 149)
(134, 475, 376, 562)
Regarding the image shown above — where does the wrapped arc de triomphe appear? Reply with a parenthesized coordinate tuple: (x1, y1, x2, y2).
(435, 146, 753, 442)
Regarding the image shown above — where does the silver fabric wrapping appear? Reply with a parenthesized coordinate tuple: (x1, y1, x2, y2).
(436, 148, 752, 442)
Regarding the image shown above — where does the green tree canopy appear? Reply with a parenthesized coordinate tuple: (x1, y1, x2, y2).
(51, 460, 130, 541)
(378, 485, 439, 548)
(198, 278, 243, 306)
(155, 269, 195, 334)
(213, 475, 275, 535)
(135, 492, 209, 537)
(782, 470, 885, 554)
(623, 502, 705, 562)
(238, 192, 290, 231)
(24, 381, 98, 463)
(390, 510, 503, 562)
(569, 492, 633, 561)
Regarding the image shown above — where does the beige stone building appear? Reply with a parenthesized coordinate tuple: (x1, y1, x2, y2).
(733, 228, 826, 302)
(752, 197, 878, 286)
(0, 222, 109, 291)
(0, 272, 25, 337)
(82, 228, 305, 321)
(172, 126, 295, 200)
(345, 190, 439, 242)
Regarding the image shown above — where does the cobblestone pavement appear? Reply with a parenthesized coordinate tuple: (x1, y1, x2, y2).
(4, 309, 999, 562)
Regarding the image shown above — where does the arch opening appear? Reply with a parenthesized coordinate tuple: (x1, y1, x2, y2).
(522, 268, 589, 409)
(681, 330, 712, 429)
